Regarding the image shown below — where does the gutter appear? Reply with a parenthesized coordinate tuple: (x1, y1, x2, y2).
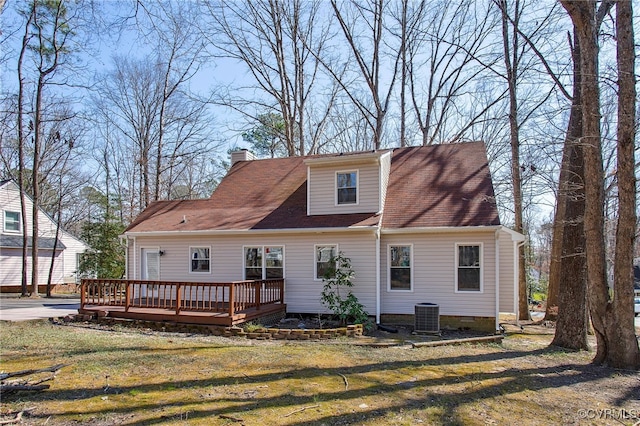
(120, 236, 129, 279)
(515, 239, 526, 325)
(382, 225, 503, 235)
(123, 225, 380, 238)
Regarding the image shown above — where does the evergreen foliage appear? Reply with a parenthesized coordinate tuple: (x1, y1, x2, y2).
(320, 252, 369, 326)
(78, 189, 125, 279)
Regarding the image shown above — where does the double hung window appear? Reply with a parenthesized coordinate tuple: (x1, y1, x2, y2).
(190, 247, 210, 273)
(456, 244, 482, 292)
(336, 171, 357, 205)
(389, 245, 412, 291)
(315, 245, 337, 280)
(4, 211, 20, 233)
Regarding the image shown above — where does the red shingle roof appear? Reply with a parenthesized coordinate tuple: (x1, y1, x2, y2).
(124, 142, 499, 233)
(383, 143, 499, 228)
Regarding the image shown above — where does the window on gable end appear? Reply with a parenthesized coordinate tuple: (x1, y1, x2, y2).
(4, 211, 21, 233)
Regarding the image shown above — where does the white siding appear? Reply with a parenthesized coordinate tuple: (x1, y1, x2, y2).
(0, 248, 64, 286)
(379, 152, 391, 211)
(381, 231, 497, 317)
(308, 163, 380, 215)
(128, 231, 378, 314)
(0, 181, 88, 287)
(498, 230, 517, 313)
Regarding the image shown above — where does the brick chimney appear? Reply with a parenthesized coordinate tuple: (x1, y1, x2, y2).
(231, 149, 257, 165)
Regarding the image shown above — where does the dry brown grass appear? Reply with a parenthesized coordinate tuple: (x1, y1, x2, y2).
(0, 320, 638, 425)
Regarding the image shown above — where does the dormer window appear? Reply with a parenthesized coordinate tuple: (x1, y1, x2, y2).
(336, 171, 358, 205)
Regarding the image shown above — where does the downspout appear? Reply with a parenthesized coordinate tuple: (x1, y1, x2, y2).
(514, 240, 526, 325)
(121, 236, 129, 279)
(375, 226, 381, 324)
(495, 229, 500, 333)
(132, 237, 137, 280)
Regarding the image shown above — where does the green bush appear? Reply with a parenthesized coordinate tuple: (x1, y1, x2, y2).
(320, 252, 369, 326)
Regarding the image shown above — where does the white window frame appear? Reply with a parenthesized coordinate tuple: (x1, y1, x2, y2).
(387, 244, 413, 292)
(335, 170, 359, 206)
(140, 246, 161, 281)
(3, 210, 21, 233)
(314, 244, 338, 281)
(454, 243, 483, 293)
(189, 246, 211, 274)
(243, 246, 285, 280)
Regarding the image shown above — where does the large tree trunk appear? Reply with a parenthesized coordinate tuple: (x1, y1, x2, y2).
(561, 0, 639, 369)
(550, 27, 588, 349)
(603, 0, 639, 368)
(551, 127, 588, 349)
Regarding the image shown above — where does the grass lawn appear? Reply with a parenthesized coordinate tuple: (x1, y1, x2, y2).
(0, 321, 638, 425)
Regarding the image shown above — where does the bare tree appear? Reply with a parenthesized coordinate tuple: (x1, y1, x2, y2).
(204, 0, 332, 156)
(493, 0, 569, 321)
(407, 0, 504, 146)
(15, 3, 35, 296)
(326, 0, 401, 150)
(560, 0, 639, 368)
(11, 0, 80, 297)
(95, 52, 215, 213)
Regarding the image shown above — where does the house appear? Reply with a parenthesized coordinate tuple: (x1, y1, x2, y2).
(0, 180, 89, 293)
(119, 142, 524, 332)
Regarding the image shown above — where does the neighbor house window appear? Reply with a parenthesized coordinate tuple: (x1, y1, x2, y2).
(315, 245, 337, 280)
(4, 211, 20, 233)
(456, 244, 482, 292)
(244, 246, 284, 280)
(190, 247, 210, 273)
(389, 245, 412, 291)
(336, 171, 357, 204)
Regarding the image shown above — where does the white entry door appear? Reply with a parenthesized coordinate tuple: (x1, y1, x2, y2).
(141, 249, 160, 298)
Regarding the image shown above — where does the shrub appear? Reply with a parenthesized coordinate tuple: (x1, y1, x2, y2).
(320, 252, 369, 326)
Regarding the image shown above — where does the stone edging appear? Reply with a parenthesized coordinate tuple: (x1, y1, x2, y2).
(63, 314, 364, 340)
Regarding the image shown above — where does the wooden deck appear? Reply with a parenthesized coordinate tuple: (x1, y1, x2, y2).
(79, 278, 286, 326)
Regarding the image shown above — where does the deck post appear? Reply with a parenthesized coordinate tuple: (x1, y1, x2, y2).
(279, 279, 284, 304)
(80, 279, 86, 309)
(229, 282, 235, 317)
(255, 280, 261, 311)
(176, 283, 182, 315)
(125, 281, 131, 312)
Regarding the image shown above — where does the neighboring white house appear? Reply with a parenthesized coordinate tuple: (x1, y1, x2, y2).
(0, 180, 89, 293)
(122, 143, 525, 331)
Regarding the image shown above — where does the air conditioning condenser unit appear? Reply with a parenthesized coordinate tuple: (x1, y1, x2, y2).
(414, 302, 440, 334)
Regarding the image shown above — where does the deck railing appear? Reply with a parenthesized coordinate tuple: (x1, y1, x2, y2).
(80, 278, 285, 317)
